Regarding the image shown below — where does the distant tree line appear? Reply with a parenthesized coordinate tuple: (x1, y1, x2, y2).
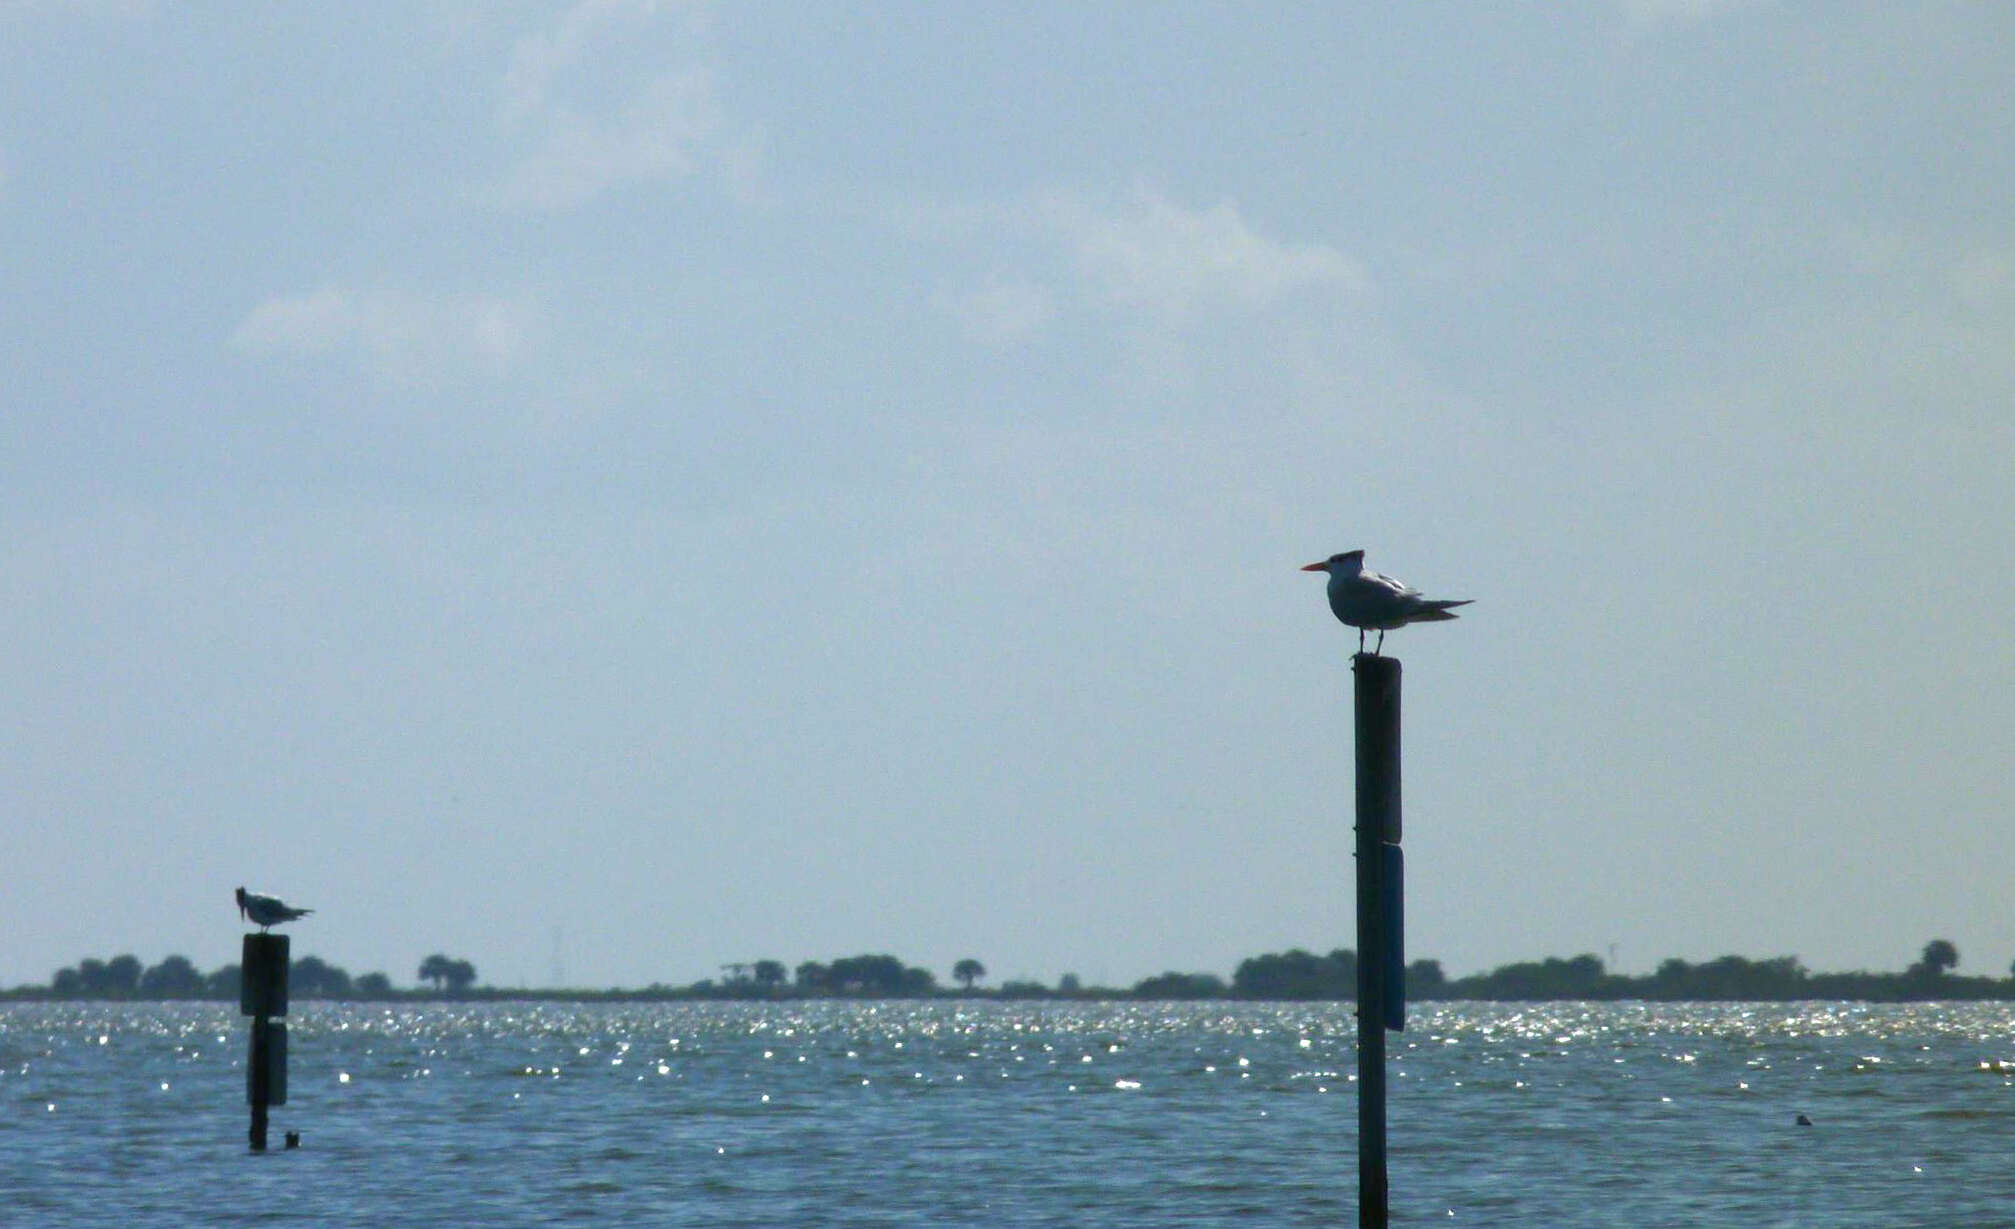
(1211, 938, 2011, 1004)
(14, 939, 2015, 1003)
(639, 939, 2015, 1003)
(417, 954, 479, 993)
(1223, 948, 1450, 1000)
(16, 952, 467, 1001)
(695, 954, 940, 998)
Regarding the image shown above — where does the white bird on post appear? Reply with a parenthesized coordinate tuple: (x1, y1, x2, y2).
(236, 887, 313, 931)
(1302, 549, 1472, 655)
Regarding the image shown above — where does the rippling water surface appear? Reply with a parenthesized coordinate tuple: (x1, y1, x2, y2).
(5, 1000, 2013, 1226)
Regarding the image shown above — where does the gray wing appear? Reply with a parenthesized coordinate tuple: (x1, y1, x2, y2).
(1362, 570, 1421, 599)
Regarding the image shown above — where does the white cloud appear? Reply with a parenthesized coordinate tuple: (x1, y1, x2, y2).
(913, 189, 1366, 357)
(936, 277, 1053, 347)
(490, 0, 745, 212)
(495, 68, 721, 211)
(232, 287, 541, 381)
(1751, 227, 2015, 427)
(1950, 247, 2014, 311)
(1036, 189, 1366, 325)
(1824, 225, 2015, 314)
(497, 0, 683, 128)
(2, 0, 156, 18)
(1827, 222, 1911, 276)
(715, 124, 773, 208)
(1617, 0, 1772, 41)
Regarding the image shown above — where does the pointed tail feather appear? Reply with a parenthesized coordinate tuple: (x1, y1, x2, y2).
(1407, 598, 1472, 623)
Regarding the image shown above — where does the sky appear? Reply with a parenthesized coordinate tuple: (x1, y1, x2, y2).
(3, 1, 2012, 992)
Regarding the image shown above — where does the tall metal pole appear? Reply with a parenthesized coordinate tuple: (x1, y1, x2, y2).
(1353, 652, 1402, 1229)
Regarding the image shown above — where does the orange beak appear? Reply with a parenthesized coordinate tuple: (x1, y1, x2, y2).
(1300, 561, 1330, 572)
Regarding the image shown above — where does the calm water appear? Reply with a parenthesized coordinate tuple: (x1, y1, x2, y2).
(4, 1000, 2013, 1226)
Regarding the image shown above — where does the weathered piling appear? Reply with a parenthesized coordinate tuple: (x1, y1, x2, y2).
(241, 933, 290, 1152)
(1353, 652, 1404, 1228)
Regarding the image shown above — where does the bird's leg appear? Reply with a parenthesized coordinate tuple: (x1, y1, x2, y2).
(1374, 629, 1386, 655)
(1357, 628, 1366, 654)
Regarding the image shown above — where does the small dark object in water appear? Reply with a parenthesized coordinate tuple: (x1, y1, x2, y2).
(284, 1131, 301, 1149)
(1795, 1114, 1812, 1127)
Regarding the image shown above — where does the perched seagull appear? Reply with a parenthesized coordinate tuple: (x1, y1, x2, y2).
(236, 886, 313, 931)
(1302, 549, 1473, 655)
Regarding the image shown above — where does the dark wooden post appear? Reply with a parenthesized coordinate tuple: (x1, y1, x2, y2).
(248, 1026, 268, 1152)
(1353, 652, 1404, 1228)
(241, 933, 290, 1152)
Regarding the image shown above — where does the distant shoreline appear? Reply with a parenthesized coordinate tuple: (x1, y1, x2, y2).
(11, 974, 2015, 1006)
(14, 941, 2005, 1004)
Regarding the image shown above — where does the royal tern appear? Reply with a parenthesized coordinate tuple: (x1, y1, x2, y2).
(236, 887, 313, 931)
(1302, 549, 1472, 655)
